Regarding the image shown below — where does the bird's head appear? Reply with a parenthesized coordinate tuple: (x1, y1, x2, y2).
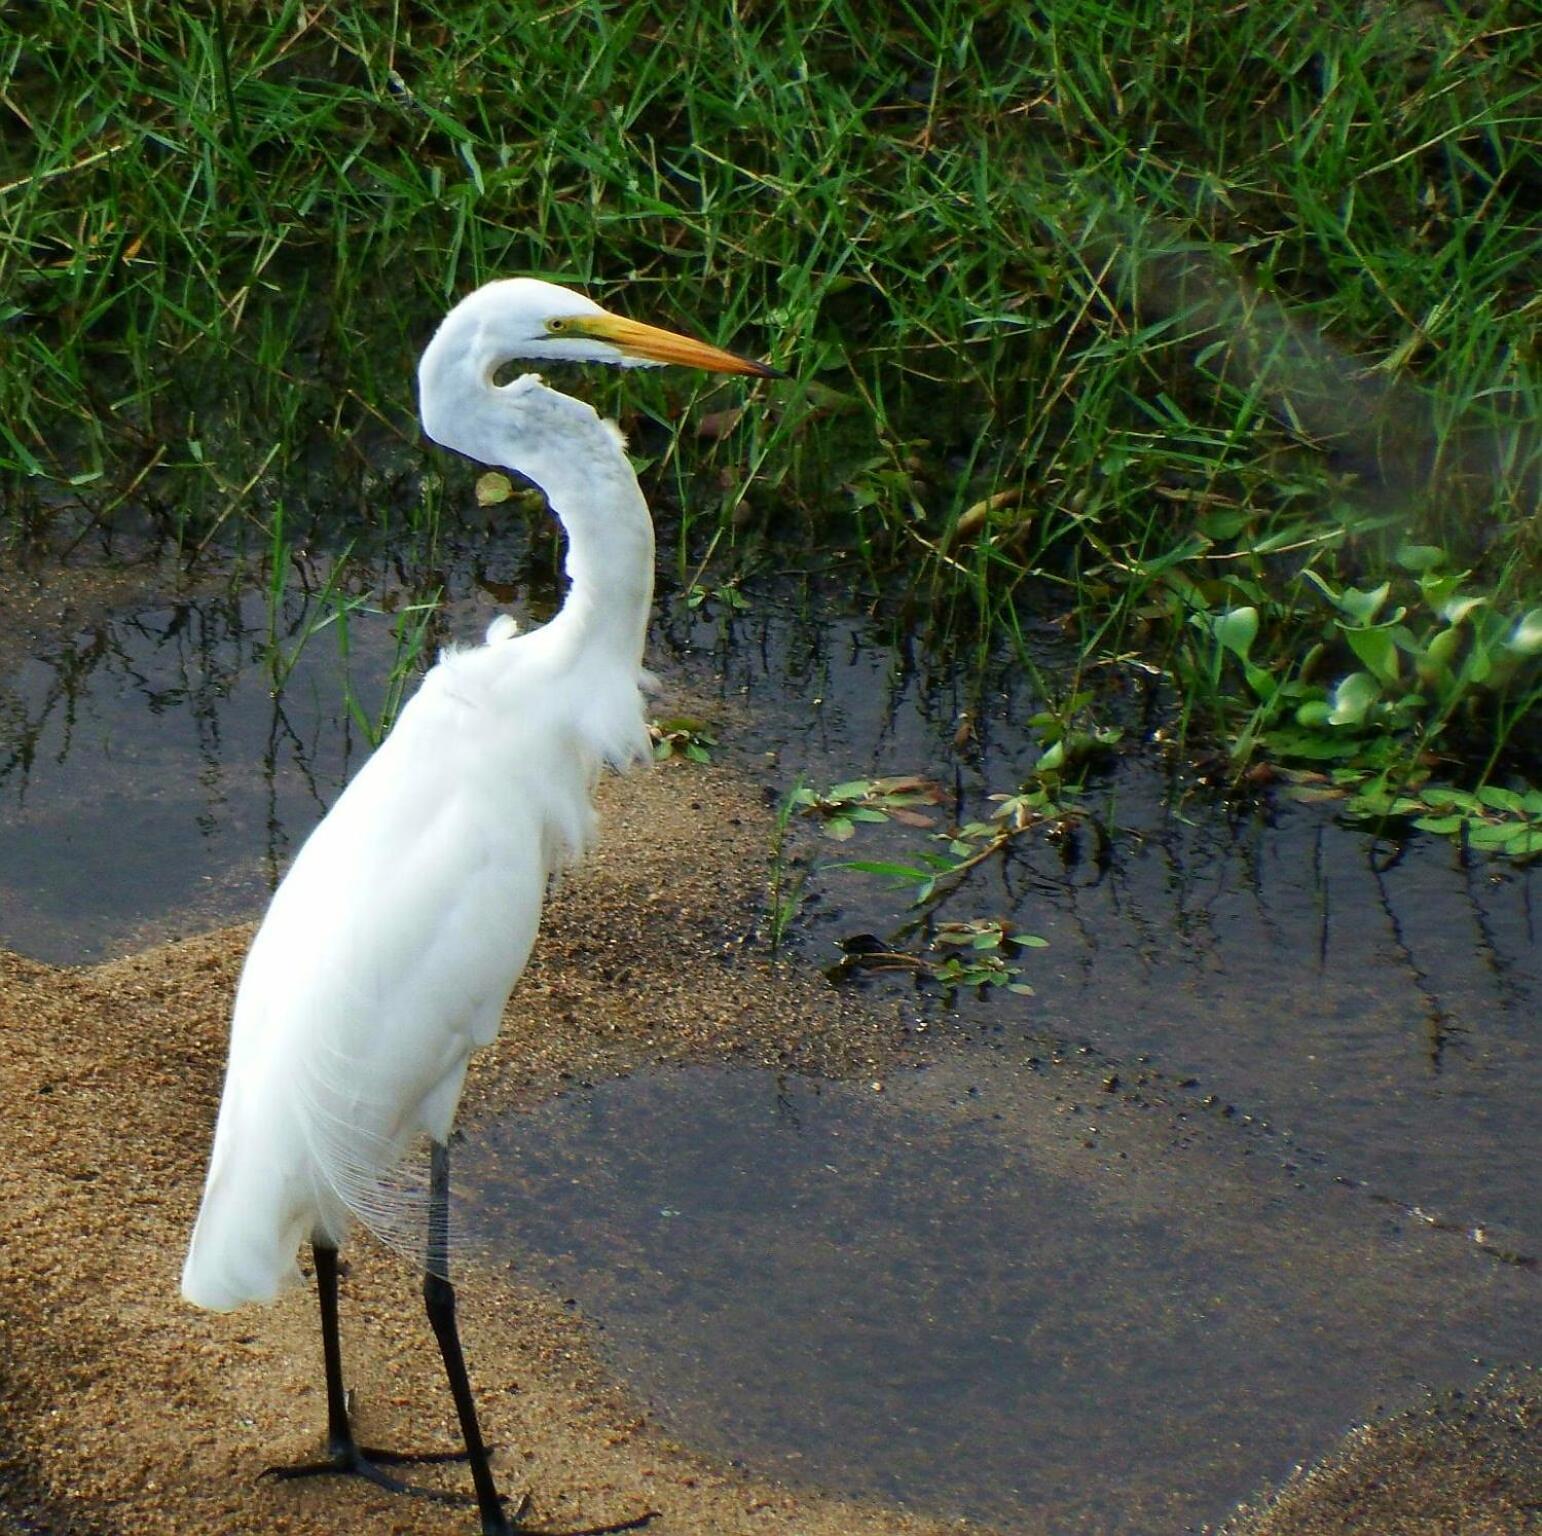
(429, 277, 781, 382)
(418, 278, 781, 458)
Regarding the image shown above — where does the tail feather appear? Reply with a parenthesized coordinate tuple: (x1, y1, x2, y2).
(181, 1158, 310, 1311)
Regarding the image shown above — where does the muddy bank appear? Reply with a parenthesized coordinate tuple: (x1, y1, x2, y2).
(1222, 1368, 1542, 1536)
(0, 753, 1538, 1535)
(0, 762, 937, 1536)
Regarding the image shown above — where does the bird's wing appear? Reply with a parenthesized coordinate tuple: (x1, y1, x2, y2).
(212, 661, 559, 1254)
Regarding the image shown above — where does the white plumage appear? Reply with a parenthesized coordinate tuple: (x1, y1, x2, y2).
(178, 278, 776, 1533)
(182, 602, 649, 1307)
(183, 365, 655, 1313)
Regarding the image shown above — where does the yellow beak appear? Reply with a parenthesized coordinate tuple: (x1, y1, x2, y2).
(573, 313, 784, 378)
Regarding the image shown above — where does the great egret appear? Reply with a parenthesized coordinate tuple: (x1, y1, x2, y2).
(182, 277, 780, 1534)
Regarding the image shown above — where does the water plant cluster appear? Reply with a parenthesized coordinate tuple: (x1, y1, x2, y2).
(3, 0, 1538, 829)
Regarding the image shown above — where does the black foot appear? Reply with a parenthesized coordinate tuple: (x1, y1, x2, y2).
(261, 1440, 477, 1504)
(263, 1447, 655, 1536)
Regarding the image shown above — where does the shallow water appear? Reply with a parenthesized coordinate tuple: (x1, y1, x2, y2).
(672, 597, 1540, 1258)
(1, 553, 1537, 1531)
(463, 1059, 1537, 1533)
(0, 574, 376, 959)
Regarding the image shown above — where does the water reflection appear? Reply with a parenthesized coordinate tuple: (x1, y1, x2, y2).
(0, 555, 1536, 1530)
(665, 596, 1541, 1252)
(464, 1062, 1540, 1533)
(0, 548, 553, 960)
(0, 574, 377, 959)
(2, 560, 1536, 1238)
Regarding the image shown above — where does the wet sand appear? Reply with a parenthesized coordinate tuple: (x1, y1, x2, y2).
(1222, 1368, 1542, 1536)
(1, 755, 1538, 1534)
(0, 761, 948, 1536)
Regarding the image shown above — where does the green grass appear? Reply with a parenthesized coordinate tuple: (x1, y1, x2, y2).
(2, 0, 1539, 805)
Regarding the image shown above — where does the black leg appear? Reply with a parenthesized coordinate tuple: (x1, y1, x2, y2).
(423, 1141, 655, 1536)
(263, 1239, 471, 1502)
(259, 1156, 651, 1533)
(315, 1241, 351, 1457)
(424, 1139, 518, 1534)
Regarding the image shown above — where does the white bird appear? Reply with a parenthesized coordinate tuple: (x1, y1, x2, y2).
(182, 277, 780, 1535)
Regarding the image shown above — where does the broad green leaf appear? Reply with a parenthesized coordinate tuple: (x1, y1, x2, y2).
(1476, 785, 1525, 814)
(1416, 570, 1458, 607)
(1507, 610, 1542, 656)
(1213, 605, 1259, 662)
(1348, 785, 1395, 816)
(1425, 628, 1463, 668)
(1345, 627, 1399, 685)
(1422, 787, 1475, 810)
(1396, 544, 1445, 573)
(1412, 814, 1466, 834)
(1199, 509, 1249, 540)
(1467, 822, 1522, 850)
(1339, 582, 1391, 624)
(1328, 672, 1380, 726)
(1441, 594, 1487, 626)
(1244, 662, 1276, 700)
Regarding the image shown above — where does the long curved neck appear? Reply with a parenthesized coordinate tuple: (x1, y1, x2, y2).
(419, 348, 655, 672)
(525, 417, 655, 671)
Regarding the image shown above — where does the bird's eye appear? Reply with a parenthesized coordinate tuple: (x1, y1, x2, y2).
(546, 318, 569, 334)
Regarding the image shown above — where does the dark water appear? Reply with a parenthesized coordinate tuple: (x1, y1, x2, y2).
(670, 598, 1540, 1258)
(0, 576, 374, 958)
(0, 556, 488, 959)
(462, 1060, 1536, 1533)
(1, 553, 1537, 1532)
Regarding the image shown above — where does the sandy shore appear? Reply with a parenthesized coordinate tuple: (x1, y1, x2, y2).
(1, 753, 1537, 1536)
(0, 759, 954, 1536)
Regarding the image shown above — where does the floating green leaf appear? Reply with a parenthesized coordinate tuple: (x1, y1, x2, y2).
(1338, 582, 1391, 625)
(1508, 610, 1542, 656)
(1328, 672, 1379, 726)
(1213, 605, 1259, 662)
(1344, 626, 1399, 685)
